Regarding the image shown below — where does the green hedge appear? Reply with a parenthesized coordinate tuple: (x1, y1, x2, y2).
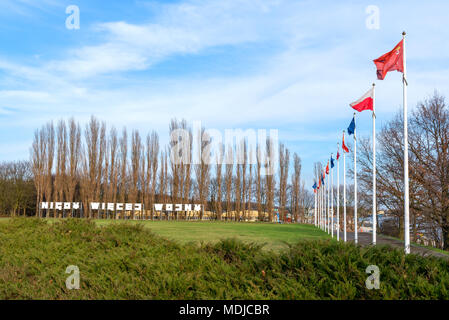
(0, 218, 448, 299)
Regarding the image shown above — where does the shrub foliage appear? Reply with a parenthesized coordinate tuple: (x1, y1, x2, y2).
(0, 218, 448, 299)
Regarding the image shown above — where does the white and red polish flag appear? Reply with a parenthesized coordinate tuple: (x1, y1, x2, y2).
(350, 87, 374, 112)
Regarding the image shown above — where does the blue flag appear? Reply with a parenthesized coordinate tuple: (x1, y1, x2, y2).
(312, 182, 317, 190)
(321, 176, 325, 186)
(347, 116, 355, 136)
(331, 156, 335, 168)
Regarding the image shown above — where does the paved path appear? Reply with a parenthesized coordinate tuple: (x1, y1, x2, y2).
(330, 231, 449, 260)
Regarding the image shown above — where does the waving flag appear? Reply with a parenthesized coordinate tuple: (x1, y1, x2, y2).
(331, 156, 335, 168)
(350, 87, 374, 112)
(342, 132, 349, 153)
(326, 161, 329, 175)
(373, 33, 409, 253)
(374, 39, 404, 80)
(313, 182, 317, 193)
(347, 117, 355, 136)
(337, 150, 340, 160)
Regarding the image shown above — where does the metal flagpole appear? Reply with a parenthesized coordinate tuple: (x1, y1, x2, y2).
(318, 180, 320, 228)
(322, 183, 324, 229)
(321, 178, 323, 230)
(403, 31, 410, 254)
(337, 144, 340, 241)
(323, 174, 325, 230)
(327, 167, 330, 234)
(314, 186, 317, 226)
(317, 178, 320, 228)
(322, 177, 324, 230)
(323, 172, 325, 231)
(324, 173, 326, 232)
(372, 83, 377, 245)
(325, 171, 328, 233)
(319, 181, 321, 229)
(318, 179, 321, 229)
(318, 183, 320, 228)
(343, 131, 347, 242)
(319, 181, 322, 229)
(330, 153, 334, 238)
(323, 174, 327, 231)
(322, 173, 324, 231)
(354, 113, 358, 244)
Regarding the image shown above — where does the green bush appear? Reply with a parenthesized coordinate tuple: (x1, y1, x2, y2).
(0, 218, 448, 299)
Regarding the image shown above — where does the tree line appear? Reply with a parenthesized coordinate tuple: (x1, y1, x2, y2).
(354, 92, 449, 249)
(2, 117, 314, 221)
(0, 161, 35, 216)
(318, 92, 448, 250)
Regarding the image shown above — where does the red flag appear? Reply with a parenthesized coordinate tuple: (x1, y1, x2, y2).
(350, 87, 374, 112)
(326, 161, 329, 175)
(373, 39, 404, 80)
(342, 132, 349, 153)
(337, 150, 340, 160)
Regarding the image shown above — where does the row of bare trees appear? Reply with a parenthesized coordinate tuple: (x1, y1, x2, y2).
(28, 116, 312, 221)
(354, 92, 449, 249)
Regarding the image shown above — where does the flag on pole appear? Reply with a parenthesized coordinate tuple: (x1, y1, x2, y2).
(350, 87, 374, 112)
(313, 182, 317, 192)
(331, 156, 335, 168)
(373, 39, 404, 80)
(326, 161, 329, 175)
(336, 143, 340, 241)
(347, 117, 355, 136)
(343, 130, 347, 242)
(350, 114, 358, 244)
(374, 33, 409, 253)
(342, 132, 349, 153)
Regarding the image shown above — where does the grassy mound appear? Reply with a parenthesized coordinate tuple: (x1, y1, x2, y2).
(0, 218, 448, 299)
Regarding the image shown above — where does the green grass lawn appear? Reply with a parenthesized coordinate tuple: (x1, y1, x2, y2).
(94, 220, 331, 251)
(1, 218, 449, 299)
(0, 217, 331, 250)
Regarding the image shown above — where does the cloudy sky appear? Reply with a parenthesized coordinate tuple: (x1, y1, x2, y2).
(0, 0, 448, 185)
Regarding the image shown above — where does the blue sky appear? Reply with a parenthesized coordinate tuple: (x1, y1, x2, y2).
(0, 0, 448, 186)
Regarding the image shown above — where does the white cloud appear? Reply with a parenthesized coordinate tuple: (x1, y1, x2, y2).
(1, 0, 449, 183)
(45, 1, 286, 78)
(0, 0, 61, 17)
